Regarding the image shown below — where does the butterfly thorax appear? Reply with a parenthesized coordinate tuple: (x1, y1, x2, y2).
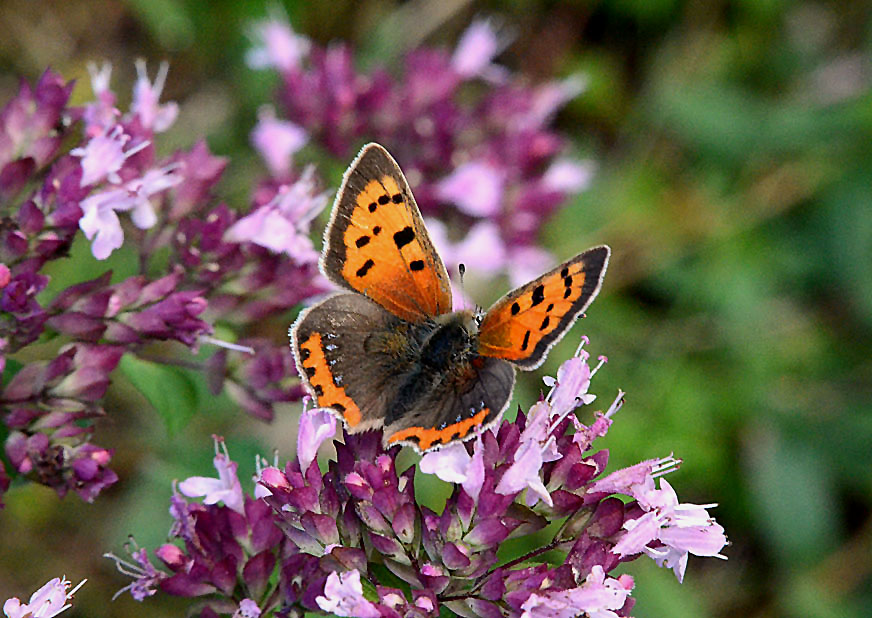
(419, 311, 478, 370)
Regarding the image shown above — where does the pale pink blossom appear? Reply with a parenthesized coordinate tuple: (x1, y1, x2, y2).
(452, 19, 510, 82)
(296, 403, 337, 472)
(79, 164, 183, 259)
(520, 566, 633, 618)
(612, 477, 728, 582)
(315, 570, 380, 618)
(572, 389, 623, 451)
(252, 454, 277, 499)
(82, 61, 120, 136)
(131, 60, 178, 133)
(232, 599, 261, 618)
(3, 577, 86, 618)
(587, 455, 680, 500)
(418, 433, 485, 501)
(528, 74, 588, 125)
(71, 125, 149, 187)
(224, 166, 329, 261)
(425, 218, 508, 278)
(251, 106, 308, 177)
(542, 158, 595, 194)
(543, 345, 597, 416)
(506, 246, 554, 288)
(246, 13, 310, 73)
(178, 437, 245, 515)
(496, 434, 552, 507)
(497, 341, 606, 506)
(436, 159, 505, 217)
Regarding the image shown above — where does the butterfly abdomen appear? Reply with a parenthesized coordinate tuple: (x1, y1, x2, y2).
(385, 314, 477, 424)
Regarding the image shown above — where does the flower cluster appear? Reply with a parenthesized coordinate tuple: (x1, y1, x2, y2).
(110, 341, 727, 617)
(0, 64, 328, 503)
(248, 16, 593, 284)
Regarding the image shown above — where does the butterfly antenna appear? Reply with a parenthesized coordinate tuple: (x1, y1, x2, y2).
(453, 263, 468, 311)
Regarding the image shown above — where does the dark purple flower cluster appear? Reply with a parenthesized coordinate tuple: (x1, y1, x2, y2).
(249, 17, 593, 285)
(0, 64, 328, 504)
(111, 344, 727, 617)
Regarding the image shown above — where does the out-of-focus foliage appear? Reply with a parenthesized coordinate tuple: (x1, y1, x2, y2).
(0, 1, 869, 617)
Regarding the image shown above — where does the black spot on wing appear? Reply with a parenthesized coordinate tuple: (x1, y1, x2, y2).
(409, 260, 425, 271)
(531, 285, 545, 307)
(355, 235, 370, 248)
(356, 259, 375, 278)
(393, 227, 415, 249)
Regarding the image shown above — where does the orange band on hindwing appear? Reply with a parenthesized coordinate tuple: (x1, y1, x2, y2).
(386, 407, 491, 451)
(297, 332, 362, 426)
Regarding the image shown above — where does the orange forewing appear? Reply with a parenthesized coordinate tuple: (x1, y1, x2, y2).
(477, 246, 610, 369)
(321, 144, 452, 323)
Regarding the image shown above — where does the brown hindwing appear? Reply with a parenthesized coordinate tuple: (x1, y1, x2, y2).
(290, 292, 412, 433)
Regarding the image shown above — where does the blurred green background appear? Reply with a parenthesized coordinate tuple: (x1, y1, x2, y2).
(1, 1, 870, 616)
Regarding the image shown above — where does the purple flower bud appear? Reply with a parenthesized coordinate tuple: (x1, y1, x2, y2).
(0, 70, 75, 171)
(241, 550, 275, 599)
(300, 512, 340, 546)
(464, 518, 510, 548)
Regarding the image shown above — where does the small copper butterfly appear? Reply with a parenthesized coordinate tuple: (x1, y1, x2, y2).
(290, 144, 610, 452)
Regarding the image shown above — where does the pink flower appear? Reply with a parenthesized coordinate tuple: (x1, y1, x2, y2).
(131, 60, 178, 133)
(528, 74, 588, 125)
(542, 158, 595, 194)
(497, 341, 607, 506)
(587, 456, 680, 500)
(419, 433, 485, 501)
(246, 12, 310, 73)
(232, 599, 261, 618)
(497, 432, 552, 507)
(3, 577, 86, 618)
(71, 126, 149, 187)
(251, 106, 308, 177)
(79, 164, 183, 259)
(452, 19, 509, 82)
(612, 477, 728, 582)
(543, 348, 596, 416)
(315, 570, 380, 618)
(296, 403, 337, 472)
(520, 566, 633, 618)
(506, 246, 554, 288)
(82, 62, 120, 136)
(572, 389, 623, 451)
(426, 218, 508, 278)
(436, 159, 506, 217)
(224, 166, 329, 261)
(178, 437, 245, 514)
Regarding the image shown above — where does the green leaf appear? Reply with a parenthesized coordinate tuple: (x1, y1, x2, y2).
(119, 355, 199, 434)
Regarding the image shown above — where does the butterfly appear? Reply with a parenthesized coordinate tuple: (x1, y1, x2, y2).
(290, 143, 610, 452)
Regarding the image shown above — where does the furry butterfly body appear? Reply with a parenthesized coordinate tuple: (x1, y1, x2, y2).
(291, 143, 609, 452)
